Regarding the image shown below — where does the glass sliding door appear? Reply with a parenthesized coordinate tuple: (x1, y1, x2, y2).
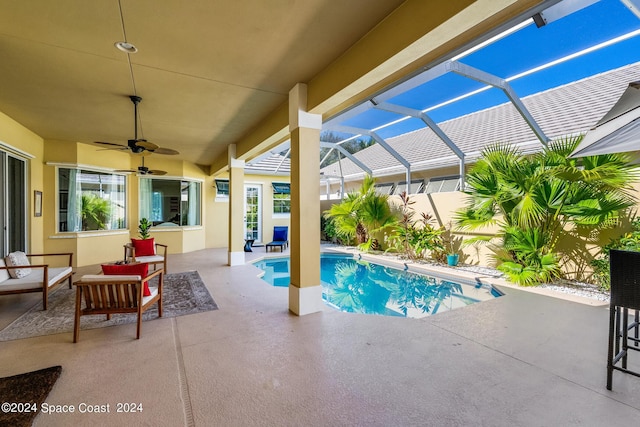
(0, 151, 27, 256)
(244, 184, 261, 242)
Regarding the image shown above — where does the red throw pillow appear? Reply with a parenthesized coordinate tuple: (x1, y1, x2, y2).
(101, 263, 151, 297)
(131, 238, 155, 257)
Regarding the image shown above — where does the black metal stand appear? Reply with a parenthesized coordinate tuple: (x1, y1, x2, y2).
(607, 307, 640, 390)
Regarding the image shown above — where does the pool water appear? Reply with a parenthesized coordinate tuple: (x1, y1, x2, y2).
(253, 254, 501, 319)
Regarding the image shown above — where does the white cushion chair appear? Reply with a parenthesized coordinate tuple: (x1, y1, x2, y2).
(123, 242, 168, 273)
(0, 252, 73, 310)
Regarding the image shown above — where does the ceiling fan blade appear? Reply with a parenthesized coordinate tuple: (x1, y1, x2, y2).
(151, 147, 180, 155)
(148, 169, 167, 175)
(135, 140, 159, 151)
(94, 141, 127, 148)
(96, 147, 129, 152)
(114, 169, 136, 173)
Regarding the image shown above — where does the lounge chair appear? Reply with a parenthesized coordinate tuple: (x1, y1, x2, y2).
(266, 226, 288, 252)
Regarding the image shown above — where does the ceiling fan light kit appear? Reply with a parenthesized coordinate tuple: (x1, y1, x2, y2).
(115, 156, 167, 176)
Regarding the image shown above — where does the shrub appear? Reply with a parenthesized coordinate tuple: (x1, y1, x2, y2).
(387, 192, 444, 260)
(590, 217, 640, 291)
(456, 136, 638, 286)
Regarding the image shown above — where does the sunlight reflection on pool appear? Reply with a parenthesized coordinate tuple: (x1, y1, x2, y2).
(253, 254, 501, 318)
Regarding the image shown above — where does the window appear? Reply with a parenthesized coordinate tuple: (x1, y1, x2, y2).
(393, 180, 424, 195)
(424, 176, 461, 194)
(214, 179, 229, 201)
(58, 168, 127, 232)
(140, 178, 201, 226)
(374, 182, 395, 196)
(272, 182, 290, 215)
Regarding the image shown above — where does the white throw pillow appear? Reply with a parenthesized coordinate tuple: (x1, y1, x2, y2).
(0, 259, 10, 283)
(5, 251, 32, 279)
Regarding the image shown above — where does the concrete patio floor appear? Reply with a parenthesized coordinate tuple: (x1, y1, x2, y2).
(1, 246, 639, 426)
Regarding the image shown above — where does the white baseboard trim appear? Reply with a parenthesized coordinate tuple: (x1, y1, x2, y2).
(289, 284, 323, 316)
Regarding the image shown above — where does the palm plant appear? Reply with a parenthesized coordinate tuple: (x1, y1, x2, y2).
(359, 191, 397, 251)
(324, 193, 362, 245)
(456, 136, 638, 285)
(324, 175, 397, 251)
(80, 194, 111, 231)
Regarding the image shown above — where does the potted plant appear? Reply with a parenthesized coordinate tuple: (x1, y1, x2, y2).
(127, 217, 156, 263)
(138, 218, 151, 239)
(443, 222, 459, 267)
(446, 252, 459, 267)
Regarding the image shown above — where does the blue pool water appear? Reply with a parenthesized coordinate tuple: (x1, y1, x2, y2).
(253, 254, 501, 319)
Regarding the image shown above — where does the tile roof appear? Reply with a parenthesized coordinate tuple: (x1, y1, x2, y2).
(320, 62, 640, 179)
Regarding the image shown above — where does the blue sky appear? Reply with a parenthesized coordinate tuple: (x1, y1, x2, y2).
(333, 0, 640, 141)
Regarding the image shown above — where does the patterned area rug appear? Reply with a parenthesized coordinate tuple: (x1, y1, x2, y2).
(0, 271, 217, 341)
(0, 365, 62, 427)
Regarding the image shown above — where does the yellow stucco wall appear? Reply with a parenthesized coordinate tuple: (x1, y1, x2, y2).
(208, 173, 291, 249)
(21, 138, 214, 267)
(387, 191, 498, 266)
(207, 173, 230, 249)
(245, 175, 291, 245)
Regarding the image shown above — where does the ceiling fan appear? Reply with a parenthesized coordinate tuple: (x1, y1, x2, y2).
(116, 156, 167, 176)
(94, 96, 179, 156)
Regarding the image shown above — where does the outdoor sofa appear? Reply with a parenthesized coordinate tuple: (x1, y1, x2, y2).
(0, 252, 74, 310)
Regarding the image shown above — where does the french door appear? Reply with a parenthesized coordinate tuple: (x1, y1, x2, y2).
(244, 184, 262, 243)
(0, 151, 27, 257)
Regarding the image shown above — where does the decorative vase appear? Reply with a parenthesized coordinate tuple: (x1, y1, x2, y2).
(447, 254, 459, 266)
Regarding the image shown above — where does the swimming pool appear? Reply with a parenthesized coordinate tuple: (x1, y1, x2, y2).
(253, 254, 501, 319)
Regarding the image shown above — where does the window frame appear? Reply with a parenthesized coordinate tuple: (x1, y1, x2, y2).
(272, 182, 290, 217)
(56, 166, 128, 233)
(424, 175, 461, 194)
(214, 179, 229, 202)
(139, 176, 203, 227)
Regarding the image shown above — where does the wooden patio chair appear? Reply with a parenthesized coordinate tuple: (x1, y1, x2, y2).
(73, 269, 163, 342)
(124, 242, 168, 273)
